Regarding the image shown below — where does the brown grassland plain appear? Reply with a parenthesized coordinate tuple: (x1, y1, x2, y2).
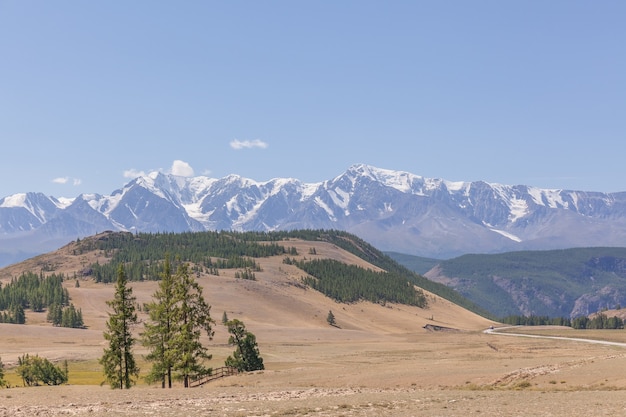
(2, 238, 626, 416)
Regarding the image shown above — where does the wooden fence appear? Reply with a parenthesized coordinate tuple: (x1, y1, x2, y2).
(189, 366, 239, 387)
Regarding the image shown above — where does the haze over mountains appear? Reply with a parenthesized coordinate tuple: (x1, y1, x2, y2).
(1, 164, 626, 267)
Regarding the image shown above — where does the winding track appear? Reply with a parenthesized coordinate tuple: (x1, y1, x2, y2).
(485, 326, 626, 347)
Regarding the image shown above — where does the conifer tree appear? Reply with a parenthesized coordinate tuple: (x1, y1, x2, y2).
(170, 262, 215, 387)
(326, 310, 336, 327)
(63, 360, 69, 382)
(47, 303, 62, 326)
(225, 319, 264, 372)
(142, 256, 177, 388)
(0, 356, 5, 387)
(100, 264, 139, 389)
(61, 304, 84, 328)
(13, 303, 26, 324)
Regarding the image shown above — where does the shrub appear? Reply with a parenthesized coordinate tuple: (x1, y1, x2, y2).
(16, 354, 68, 386)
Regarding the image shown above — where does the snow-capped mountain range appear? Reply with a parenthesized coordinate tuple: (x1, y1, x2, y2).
(2, 164, 626, 267)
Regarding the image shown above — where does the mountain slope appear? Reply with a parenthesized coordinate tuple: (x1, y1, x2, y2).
(2, 164, 626, 266)
(420, 247, 626, 318)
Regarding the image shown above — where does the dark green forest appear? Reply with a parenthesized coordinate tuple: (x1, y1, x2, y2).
(293, 258, 427, 307)
(0, 272, 70, 324)
(500, 313, 624, 329)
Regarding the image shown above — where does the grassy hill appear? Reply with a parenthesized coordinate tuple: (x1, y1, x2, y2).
(22, 229, 487, 317)
(0, 230, 495, 369)
(419, 247, 626, 318)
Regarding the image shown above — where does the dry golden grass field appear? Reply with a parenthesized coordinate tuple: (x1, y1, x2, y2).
(2, 237, 626, 416)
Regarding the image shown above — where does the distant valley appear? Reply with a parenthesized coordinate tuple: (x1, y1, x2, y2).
(390, 247, 626, 319)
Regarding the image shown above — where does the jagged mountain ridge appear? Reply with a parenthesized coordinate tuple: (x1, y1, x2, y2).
(1, 164, 626, 266)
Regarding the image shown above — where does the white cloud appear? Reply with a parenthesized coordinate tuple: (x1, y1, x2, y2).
(123, 160, 195, 180)
(230, 139, 269, 150)
(170, 160, 194, 177)
(52, 177, 82, 186)
(52, 177, 69, 184)
(123, 169, 148, 179)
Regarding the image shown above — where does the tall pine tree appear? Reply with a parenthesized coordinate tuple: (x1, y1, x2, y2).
(170, 262, 215, 387)
(100, 264, 139, 389)
(142, 256, 177, 388)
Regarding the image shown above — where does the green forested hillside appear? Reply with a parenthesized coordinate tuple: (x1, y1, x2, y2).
(78, 231, 290, 283)
(289, 230, 492, 317)
(294, 258, 427, 307)
(68, 229, 488, 317)
(415, 247, 626, 318)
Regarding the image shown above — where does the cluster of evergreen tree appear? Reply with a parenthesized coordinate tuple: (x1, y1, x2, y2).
(0, 272, 69, 324)
(571, 313, 624, 329)
(234, 268, 257, 280)
(100, 257, 216, 389)
(499, 315, 572, 326)
(0, 272, 69, 311)
(100, 256, 264, 389)
(500, 313, 624, 329)
(292, 258, 426, 307)
(47, 303, 84, 328)
(0, 303, 25, 324)
(16, 354, 68, 386)
(141, 256, 216, 388)
(84, 231, 287, 283)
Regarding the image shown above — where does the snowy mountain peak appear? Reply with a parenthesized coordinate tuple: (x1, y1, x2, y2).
(0, 192, 67, 224)
(0, 193, 29, 208)
(1, 165, 626, 267)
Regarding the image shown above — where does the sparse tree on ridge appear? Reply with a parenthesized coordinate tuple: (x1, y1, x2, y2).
(100, 264, 139, 389)
(327, 310, 336, 327)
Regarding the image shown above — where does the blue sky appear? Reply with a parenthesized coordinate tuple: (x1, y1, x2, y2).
(1, 1, 625, 198)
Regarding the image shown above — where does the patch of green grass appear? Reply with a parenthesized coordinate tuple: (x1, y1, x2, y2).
(3, 358, 156, 387)
(65, 360, 106, 385)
